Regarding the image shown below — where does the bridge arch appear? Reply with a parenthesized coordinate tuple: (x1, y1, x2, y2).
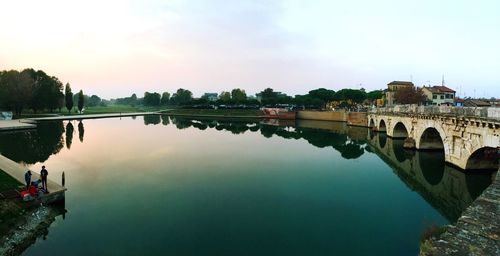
(392, 122, 409, 138)
(418, 127, 445, 150)
(465, 147, 499, 170)
(378, 119, 387, 132)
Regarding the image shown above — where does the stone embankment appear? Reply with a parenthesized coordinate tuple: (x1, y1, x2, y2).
(0, 205, 63, 256)
(0, 120, 36, 131)
(421, 170, 500, 255)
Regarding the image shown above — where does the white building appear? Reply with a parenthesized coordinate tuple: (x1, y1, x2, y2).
(422, 86, 456, 106)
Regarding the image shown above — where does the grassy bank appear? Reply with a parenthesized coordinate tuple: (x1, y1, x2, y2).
(0, 169, 25, 240)
(16, 105, 264, 119)
(17, 105, 169, 119)
(0, 169, 22, 192)
(162, 108, 264, 117)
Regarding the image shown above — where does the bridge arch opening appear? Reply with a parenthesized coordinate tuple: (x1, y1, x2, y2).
(392, 122, 408, 138)
(379, 120, 387, 132)
(419, 128, 444, 150)
(465, 147, 499, 171)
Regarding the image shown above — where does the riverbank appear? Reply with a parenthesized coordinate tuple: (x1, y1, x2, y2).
(0, 165, 65, 255)
(161, 108, 264, 118)
(0, 120, 36, 131)
(0, 203, 64, 256)
(420, 170, 500, 255)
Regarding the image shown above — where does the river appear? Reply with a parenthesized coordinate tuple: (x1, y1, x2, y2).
(0, 115, 494, 255)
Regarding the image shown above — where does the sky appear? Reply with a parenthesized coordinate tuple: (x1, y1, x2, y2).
(1, 0, 499, 99)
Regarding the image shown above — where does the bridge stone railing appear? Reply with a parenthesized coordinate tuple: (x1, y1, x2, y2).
(369, 105, 500, 121)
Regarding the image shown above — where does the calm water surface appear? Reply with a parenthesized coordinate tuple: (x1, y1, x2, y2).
(0, 116, 494, 256)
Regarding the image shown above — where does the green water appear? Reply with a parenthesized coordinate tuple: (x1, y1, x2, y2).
(0, 116, 494, 255)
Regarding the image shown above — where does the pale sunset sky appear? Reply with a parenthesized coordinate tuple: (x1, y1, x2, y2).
(1, 0, 499, 98)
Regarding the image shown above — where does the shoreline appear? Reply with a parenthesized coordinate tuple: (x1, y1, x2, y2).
(420, 170, 500, 255)
(0, 204, 64, 256)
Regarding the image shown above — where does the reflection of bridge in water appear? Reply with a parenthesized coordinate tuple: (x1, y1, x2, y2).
(164, 116, 494, 222)
(365, 132, 493, 222)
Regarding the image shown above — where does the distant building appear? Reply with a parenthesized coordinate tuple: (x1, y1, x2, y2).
(422, 86, 456, 106)
(464, 99, 491, 107)
(202, 93, 218, 102)
(385, 81, 414, 106)
(454, 97, 464, 107)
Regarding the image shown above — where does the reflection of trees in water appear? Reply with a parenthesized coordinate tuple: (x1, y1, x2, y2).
(161, 115, 170, 126)
(297, 128, 365, 159)
(144, 115, 161, 125)
(65, 122, 74, 149)
(168, 116, 366, 159)
(78, 121, 84, 142)
(0, 121, 64, 164)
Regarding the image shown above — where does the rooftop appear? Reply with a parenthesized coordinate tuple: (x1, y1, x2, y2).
(387, 81, 414, 86)
(423, 85, 456, 94)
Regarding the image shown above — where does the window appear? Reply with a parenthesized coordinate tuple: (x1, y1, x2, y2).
(433, 95, 437, 99)
(440, 95, 444, 99)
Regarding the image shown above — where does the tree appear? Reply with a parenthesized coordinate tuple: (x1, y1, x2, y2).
(334, 89, 366, 103)
(308, 88, 336, 103)
(394, 86, 426, 105)
(77, 90, 84, 113)
(170, 88, 193, 105)
(88, 95, 102, 107)
(366, 90, 383, 101)
(0, 70, 34, 116)
(65, 83, 73, 113)
(143, 92, 161, 106)
(258, 88, 278, 105)
(231, 88, 247, 103)
(219, 91, 231, 103)
(161, 92, 170, 105)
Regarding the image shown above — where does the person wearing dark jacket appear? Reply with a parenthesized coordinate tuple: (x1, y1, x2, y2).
(24, 170, 32, 190)
(40, 166, 49, 192)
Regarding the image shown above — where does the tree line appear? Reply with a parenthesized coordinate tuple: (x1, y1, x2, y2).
(1, 68, 385, 114)
(116, 87, 383, 109)
(0, 68, 88, 116)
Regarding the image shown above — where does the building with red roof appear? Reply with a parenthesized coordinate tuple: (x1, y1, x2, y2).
(422, 85, 456, 106)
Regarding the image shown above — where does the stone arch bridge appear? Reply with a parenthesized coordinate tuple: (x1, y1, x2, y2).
(367, 106, 500, 171)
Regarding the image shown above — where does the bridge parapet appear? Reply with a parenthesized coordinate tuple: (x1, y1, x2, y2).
(370, 105, 500, 121)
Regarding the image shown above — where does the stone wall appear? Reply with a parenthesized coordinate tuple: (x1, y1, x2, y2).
(297, 110, 347, 122)
(421, 170, 500, 255)
(346, 112, 368, 127)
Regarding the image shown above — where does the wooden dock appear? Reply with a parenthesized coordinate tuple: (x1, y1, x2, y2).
(0, 154, 65, 204)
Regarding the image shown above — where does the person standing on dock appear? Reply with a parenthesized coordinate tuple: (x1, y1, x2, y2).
(40, 166, 48, 192)
(24, 170, 32, 190)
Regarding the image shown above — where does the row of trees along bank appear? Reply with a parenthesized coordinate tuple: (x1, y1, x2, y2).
(0, 69, 85, 116)
(121, 88, 384, 108)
